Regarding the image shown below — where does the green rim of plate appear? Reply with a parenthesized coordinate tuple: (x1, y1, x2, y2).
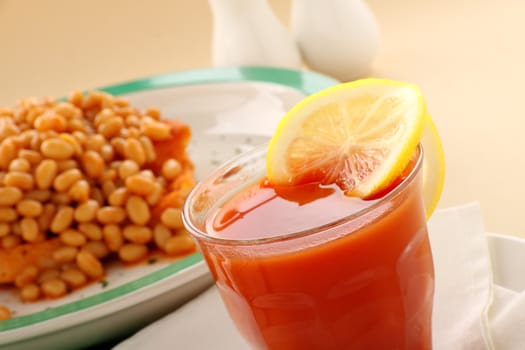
(0, 66, 338, 333)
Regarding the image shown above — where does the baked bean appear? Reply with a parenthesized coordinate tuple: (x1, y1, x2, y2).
(125, 195, 150, 225)
(20, 217, 40, 242)
(110, 137, 126, 156)
(54, 168, 82, 192)
(38, 268, 60, 283)
(118, 160, 139, 180)
(39, 130, 58, 142)
(0, 306, 12, 320)
(17, 199, 43, 217)
(125, 114, 140, 127)
(68, 118, 88, 132)
(56, 159, 79, 172)
(0, 186, 23, 205)
(4, 171, 34, 190)
(23, 106, 43, 125)
(60, 229, 86, 247)
(86, 134, 106, 152)
(51, 192, 71, 205)
(100, 144, 114, 162)
(11, 222, 21, 235)
(140, 169, 154, 179)
(54, 102, 81, 119)
(94, 108, 114, 127)
(81, 150, 104, 179)
(123, 225, 152, 244)
(96, 206, 126, 224)
(9, 158, 31, 172)
(101, 168, 117, 182)
(115, 106, 135, 118)
(145, 184, 163, 206)
(114, 97, 129, 108)
(20, 284, 40, 301)
(68, 90, 83, 107)
(59, 133, 82, 157)
(0, 223, 9, 237)
(81, 241, 109, 259)
(139, 136, 156, 163)
(141, 121, 171, 141)
(0, 139, 17, 169)
(78, 223, 103, 241)
(11, 136, 28, 149)
(50, 206, 74, 233)
(125, 174, 157, 196)
(68, 179, 90, 202)
(123, 138, 146, 166)
(40, 138, 75, 159)
(162, 159, 182, 180)
(60, 269, 87, 289)
(102, 179, 116, 197)
(34, 112, 67, 132)
(125, 127, 141, 138)
(164, 234, 195, 256)
(38, 203, 57, 232)
(153, 224, 171, 249)
(160, 208, 184, 229)
(2, 234, 21, 248)
(119, 244, 148, 263)
(29, 134, 42, 150)
(76, 251, 104, 278)
(52, 246, 79, 263)
(103, 224, 123, 251)
(108, 187, 128, 207)
(0, 118, 19, 140)
(74, 199, 99, 223)
(18, 149, 42, 165)
(24, 189, 52, 202)
(144, 107, 161, 120)
(15, 265, 39, 288)
(41, 278, 67, 298)
(0, 207, 17, 222)
(90, 188, 105, 206)
(98, 116, 123, 139)
(35, 159, 58, 189)
(72, 130, 88, 145)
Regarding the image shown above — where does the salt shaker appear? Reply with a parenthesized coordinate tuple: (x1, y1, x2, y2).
(290, 0, 381, 81)
(208, 0, 302, 69)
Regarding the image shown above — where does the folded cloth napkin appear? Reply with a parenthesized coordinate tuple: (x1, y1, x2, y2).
(115, 203, 500, 350)
(490, 271, 525, 349)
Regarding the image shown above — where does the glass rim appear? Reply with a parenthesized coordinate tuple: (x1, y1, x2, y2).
(182, 144, 424, 246)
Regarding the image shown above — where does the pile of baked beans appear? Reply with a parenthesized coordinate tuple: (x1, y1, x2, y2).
(0, 91, 196, 320)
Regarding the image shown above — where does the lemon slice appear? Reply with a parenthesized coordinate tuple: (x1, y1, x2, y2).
(421, 114, 446, 218)
(266, 78, 445, 217)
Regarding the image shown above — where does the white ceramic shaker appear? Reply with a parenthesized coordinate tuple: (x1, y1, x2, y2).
(290, 0, 381, 81)
(208, 0, 302, 69)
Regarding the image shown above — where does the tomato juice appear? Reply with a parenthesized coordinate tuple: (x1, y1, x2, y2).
(183, 145, 434, 350)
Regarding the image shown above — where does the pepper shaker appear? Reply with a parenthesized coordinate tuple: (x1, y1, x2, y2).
(209, 0, 302, 69)
(291, 0, 381, 81)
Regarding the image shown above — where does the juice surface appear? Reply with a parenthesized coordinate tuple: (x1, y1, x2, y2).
(200, 178, 434, 350)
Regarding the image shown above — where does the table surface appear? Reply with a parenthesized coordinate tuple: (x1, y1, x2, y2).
(1, 0, 524, 237)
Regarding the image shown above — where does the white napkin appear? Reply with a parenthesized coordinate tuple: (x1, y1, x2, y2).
(114, 203, 500, 350)
(427, 203, 493, 349)
(490, 284, 525, 349)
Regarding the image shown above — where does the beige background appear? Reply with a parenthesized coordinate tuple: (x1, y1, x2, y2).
(1, 0, 524, 237)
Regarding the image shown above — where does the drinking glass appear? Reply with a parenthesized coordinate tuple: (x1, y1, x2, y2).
(183, 144, 434, 350)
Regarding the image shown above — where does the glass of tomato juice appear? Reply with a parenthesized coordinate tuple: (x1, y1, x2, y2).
(182, 144, 434, 350)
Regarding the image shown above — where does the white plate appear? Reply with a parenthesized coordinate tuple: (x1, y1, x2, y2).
(0, 67, 338, 350)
